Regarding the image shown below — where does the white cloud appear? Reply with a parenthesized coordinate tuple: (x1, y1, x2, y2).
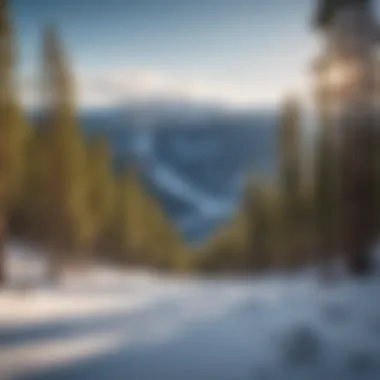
(73, 67, 285, 109)
(20, 66, 309, 110)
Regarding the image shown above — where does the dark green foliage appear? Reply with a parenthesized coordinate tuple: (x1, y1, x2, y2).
(0, 0, 30, 285)
(246, 185, 274, 271)
(278, 96, 306, 268)
(85, 136, 114, 257)
(314, 132, 341, 267)
(314, 0, 370, 28)
(340, 115, 377, 275)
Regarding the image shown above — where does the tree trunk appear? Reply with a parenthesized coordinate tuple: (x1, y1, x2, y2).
(341, 116, 376, 276)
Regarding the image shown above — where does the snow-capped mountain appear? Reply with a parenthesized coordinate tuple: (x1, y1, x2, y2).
(81, 102, 278, 243)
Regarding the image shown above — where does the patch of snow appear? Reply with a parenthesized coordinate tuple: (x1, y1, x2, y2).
(0, 330, 126, 380)
(1, 243, 380, 380)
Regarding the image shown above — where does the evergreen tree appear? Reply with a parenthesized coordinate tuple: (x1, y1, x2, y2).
(196, 178, 282, 274)
(22, 129, 51, 242)
(86, 136, 114, 258)
(247, 185, 276, 271)
(313, 0, 377, 276)
(109, 168, 148, 265)
(278, 95, 303, 267)
(108, 167, 190, 271)
(0, 0, 29, 284)
(196, 220, 244, 273)
(107, 173, 130, 264)
(36, 26, 89, 279)
(145, 199, 190, 271)
(313, 60, 341, 272)
(242, 178, 257, 271)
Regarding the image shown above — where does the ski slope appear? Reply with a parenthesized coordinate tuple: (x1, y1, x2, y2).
(1, 243, 380, 380)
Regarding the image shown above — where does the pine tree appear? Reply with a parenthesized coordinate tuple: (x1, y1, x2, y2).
(145, 199, 189, 271)
(195, 187, 255, 274)
(242, 178, 257, 271)
(86, 136, 114, 258)
(109, 168, 148, 265)
(247, 185, 276, 271)
(196, 220, 244, 273)
(108, 166, 191, 271)
(0, 0, 29, 285)
(22, 129, 51, 242)
(313, 0, 378, 276)
(313, 59, 341, 273)
(278, 95, 303, 267)
(107, 173, 130, 264)
(37, 26, 89, 279)
(314, 126, 339, 269)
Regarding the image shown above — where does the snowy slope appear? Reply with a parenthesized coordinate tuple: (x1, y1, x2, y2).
(80, 108, 277, 243)
(1, 244, 380, 380)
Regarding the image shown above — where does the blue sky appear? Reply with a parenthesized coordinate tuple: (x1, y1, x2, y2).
(9, 0, 378, 109)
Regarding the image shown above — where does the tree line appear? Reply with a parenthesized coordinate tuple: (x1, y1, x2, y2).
(0, 0, 376, 285)
(0, 1, 191, 285)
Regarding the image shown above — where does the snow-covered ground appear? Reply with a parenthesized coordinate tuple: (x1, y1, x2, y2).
(1, 243, 380, 380)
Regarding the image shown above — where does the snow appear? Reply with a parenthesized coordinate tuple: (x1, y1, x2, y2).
(1, 244, 380, 380)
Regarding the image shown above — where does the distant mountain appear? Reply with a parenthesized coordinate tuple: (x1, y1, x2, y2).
(80, 103, 278, 243)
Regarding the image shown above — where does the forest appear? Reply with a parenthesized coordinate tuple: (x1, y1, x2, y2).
(0, 0, 378, 287)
